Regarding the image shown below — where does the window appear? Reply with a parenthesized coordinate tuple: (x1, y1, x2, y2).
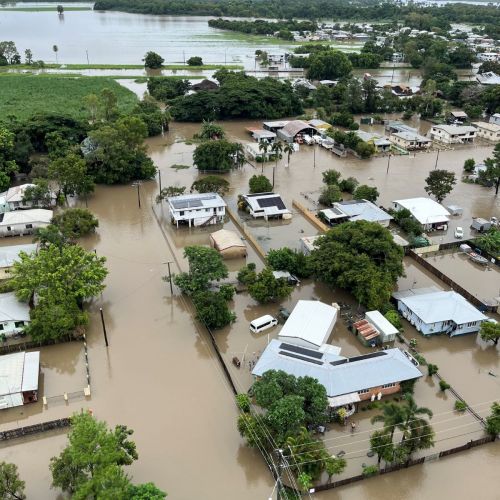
(382, 383, 396, 389)
(0, 324, 3, 331)
(14, 321, 24, 328)
(180, 211, 184, 216)
(25, 224, 33, 229)
(466, 321, 477, 327)
(6, 226, 11, 231)
(358, 388, 370, 395)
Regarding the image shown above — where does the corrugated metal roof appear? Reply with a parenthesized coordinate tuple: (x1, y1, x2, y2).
(0, 244, 37, 268)
(168, 193, 226, 211)
(0, 292, 30, 323)
(21, 351, 40, 392)
(1, 209, 52, 226)
(335, 200, 393, 223)
(393, 198, 450, 225)
(280, 120, 317, 138)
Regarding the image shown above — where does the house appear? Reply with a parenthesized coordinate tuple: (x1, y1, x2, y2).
(320, 200, 393, 227)
(392, 197, 450, 231)
(278, 300, 337, 349)
(365, 311, 399, 343)
(300, 235, 321, 255)
(0, 209, 52, 237)
(355, 131, 392, 153)
(252, 341, 422, 409)
(0, 184, 37, 213)
(449, 110, 468, 124)
(251, 129, 276, 144)
(167, 193, 226, 228)
(490, 113, 500, 126)
(308, 119, 332, 132)
(319, 207, 350, 225)
(0, 292, 30, 338)
(477, 52, 499, 62)
(190, 79, 219, 91)
(242, 192, 291, 220)
(429, 125, 476, 144)
(393, 287, 487, 337)
(389, 131, 431, 150)
(476, 71, 500, 85)
(277, 120, 318, 143)
(472, 121, 500, 143)
(0, 351, 40, 409)
(209, 229, 246, 259)
(0, 244, 37, 280)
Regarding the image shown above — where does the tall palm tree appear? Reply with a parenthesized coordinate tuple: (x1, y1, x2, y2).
(271, 141, 283, 171)
(400, 395, 433, 444)
(258, 141, 269, 173)
(371, 402, 407, 441)
(283, 142, 295, 168)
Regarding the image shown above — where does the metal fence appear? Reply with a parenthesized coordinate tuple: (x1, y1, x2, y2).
(0, 417, 71, 441)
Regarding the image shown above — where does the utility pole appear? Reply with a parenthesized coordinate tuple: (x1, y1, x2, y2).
(86, 49, 90, 66)
(164, 261, 174, 294)
(313, 145, 316, 168)
(434, 148, 440, 170)
(132, 182, 141, 208)
(272, 166, 275, 189)
(99, 307, 109, 347)
(158, 170, 162, 196)
(276, 449, 284, 500)
(386, 153, 391, 174)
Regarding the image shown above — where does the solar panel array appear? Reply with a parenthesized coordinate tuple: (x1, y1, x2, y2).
(280, 342, 323, 360)
(279, 351, 324, 365)
(257, 196, 286, 210)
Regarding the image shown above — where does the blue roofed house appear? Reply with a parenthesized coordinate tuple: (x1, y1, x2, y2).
(393, 287, 487, 337)
(252, 340, 422, 409)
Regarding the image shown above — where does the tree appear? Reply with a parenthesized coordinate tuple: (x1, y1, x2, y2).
(237, 262, 256, 285)
(479, 321, 500, 346)
(156, 185, 186, 202)
(258, 141, 270, 162)
(52, 45, 59, 64)
(129, 482, 167, 499)
(478, 61, 500, 75)
(57, 5, 64, 14)
(338, 176, 359, 194)
(34, 224, 68, 250)
(319, 184, 342, 206)
(267, 248, 311, 278)
(193, 140, 242, 172)
(48, 153, 94, 200)
(475, 228, 500, 256)
(98, 88, 119, 122)
(481, 143, 500, 195)
(370, 430, 395, 465)
(191, 175, 230, 195)
(24, 49, 33, 65)
(195, 121, 225, 140)
(249, 174, 272, 194)
(355, 141, 376, 159)
(11, 244, 107, 303)
(22, 179, 53, 208)
(485, 402, 500, 437)
(353, 184, 379, 202)
(52, 208, 99, 240)
(0, 462, 26, 500)
(297, 472, 313, 493)
(371, 402, 407, 441)
(50, 412, 138, 497)
(143, 51, 164, 69)
(283, 142, 295, 168)
(322, 169, 341, 186)
(307, 50, 352, 80)
(187, 56, 203, 66)
(173, 246, 228, 295)
(192, 290, 235, 329)
(132, 96, 170, 136)
(147, 78, 190, 102)
(309, 221, 404, 310)
(424, 169, 456, 202)
(0, 126, 18, 191)
(399, 395, 433, 445)
(248, 267, 293, 303)
(463, 158, 475, 172)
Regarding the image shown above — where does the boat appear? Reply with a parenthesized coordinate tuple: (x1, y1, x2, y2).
(469, 252, 488, 266)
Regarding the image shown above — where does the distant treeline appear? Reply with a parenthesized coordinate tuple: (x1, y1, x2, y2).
(207, 18, 316, 39)
(93, 0, 500, 26)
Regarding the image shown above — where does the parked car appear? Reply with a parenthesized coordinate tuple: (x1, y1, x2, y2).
(454, 226, 464, 239)
(249, 315, 278, 334)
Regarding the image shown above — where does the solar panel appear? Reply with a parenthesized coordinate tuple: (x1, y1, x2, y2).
(171, 199, 203, 209)
(280, 343, 323, 360)
(257, 196, 286, 210)
(349, 351, 387, 362)
(279, 351, 324, 365)
(330, 359, 348, 366)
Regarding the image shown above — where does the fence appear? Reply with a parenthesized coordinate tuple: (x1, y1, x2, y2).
(226, 207, 267, 261)
(408, 250, 496, 312)
(292, 199, 329, 233)
(0, 335, 82, 355)
(0, 417, 71, 442)
(314, 435, 495, 492)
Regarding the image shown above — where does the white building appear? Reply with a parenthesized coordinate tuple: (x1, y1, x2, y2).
(477, 53, 499, 62)
(0, 243, 37, 280)
(365, 311, 399, 343)
(490, 113, 500, 126)
(0, 351, 40, 409)
(278, 300, 338, 350)
(242, 193, 291, 219)
(0, 292, 30, 338)
(476, 71, 500, 85)
(392, 197, 450, 231)
(0, 184, 37, 213)
(429, 125, 476, 144)
(333, 200, 393, 227)
(0, 209, 52, 237)
(393, 287, 487, 337)
(390, 131, 432, 150)
(167, 193, 226, 228)
(472, 121, 500, 143)
(300, 235, 321, 255)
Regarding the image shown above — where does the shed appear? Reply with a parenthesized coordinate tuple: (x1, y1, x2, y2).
(365, 311, 398, 343)
(277, 120, 318, 143)
(209, 229, 246, 259)
(278, 300, 337, 349)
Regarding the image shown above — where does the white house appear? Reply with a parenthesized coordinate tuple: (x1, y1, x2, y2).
(472, 121, 500, 143)
(490, 113, 500, 126)
(429, 125, 476, 144)
(278, 300, 338, 349)
(389, 131, 432, 150)
(0, 209, 52, 237)
(365, 311, 399, 343)
(0, 184, 40, 213)
(476, 71, 500, 85)
(0, 351, 40, 409)
(392, 197, 450, 231)
(0, 243, 37, 280)
(393, 287, 487, 337)
(333, 200, 393, 227)
(242, 193, 291, 219)
(0, 292, 30, 338)
(167, 193, 226, 228)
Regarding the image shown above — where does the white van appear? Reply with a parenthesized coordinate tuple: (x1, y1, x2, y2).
(249, 315, 278, 334)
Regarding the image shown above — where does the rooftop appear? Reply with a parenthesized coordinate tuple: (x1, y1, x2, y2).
(431, 124, 476, 135)
(0, 209, 53, 226)
(278, 300, 338, 348)
(0, 351, 40, 398)
(0, 292, 30, 323)
(335, 200, 393, 223)
(167, 193, 226, 211)
(472, 121, 500, 133)
(280, 120, 317, 138)
(393, 287, 487, 325)
(392, 131, 431, 142)
(252, 340, 422, 398)
(3, 184, 35, 203)
(243, 192, 290, 216)
(476, 71, 500, 85)
(393, 198, 450, 225)
(365, 310, 399, 336)
(209, 229, 245, 251)
(0, 244, 37, 268)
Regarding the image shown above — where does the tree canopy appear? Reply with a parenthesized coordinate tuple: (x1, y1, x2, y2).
(192, 140, 242, 172)
(247, 267, 293, 303)
(191, 175, 230, 195)
(249, 174, 272, 194)
(51, 208, 99, 241)
(0, 462, 26, 500)
(424, 169, 456, 202)
(479, 321, 500, 346)
(143, 51, 164, 69)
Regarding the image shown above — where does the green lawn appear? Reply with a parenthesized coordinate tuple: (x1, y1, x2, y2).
(0, 75, 138, 121)
(0, 7, 91, 11)
(9, 63, 243, 71)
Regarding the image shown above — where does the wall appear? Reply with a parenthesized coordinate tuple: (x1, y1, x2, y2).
(358, 382, 401, 402)
(1, 319, 29, 338)
(0, 222, 44, 237)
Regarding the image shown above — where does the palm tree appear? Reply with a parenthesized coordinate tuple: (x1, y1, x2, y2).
(258, 141, 269, 172)
(283, 142, 295, 168)
(271, 141, 283, 171)
(371, 402, 407, 441)
(52, 44, 59, 64)
(400, 395, 433, 445)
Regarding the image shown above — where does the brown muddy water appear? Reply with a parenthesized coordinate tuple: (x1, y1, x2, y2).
(3, 118, 499, 499)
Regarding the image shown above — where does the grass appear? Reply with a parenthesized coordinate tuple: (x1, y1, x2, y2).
(0, 7, 92, 11)
(0, 75, 137, 121)
(10, 63, 243, 71)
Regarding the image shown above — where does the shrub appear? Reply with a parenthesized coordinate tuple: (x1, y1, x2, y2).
(322, 169, 341, 185)
(187, 56, 203, 66)
(362, 465, 379, 477)
(427, 364, 439, 376)
(413, 353, 427, 366)
(454, 400, 467, 412)
(439, 380, 451, 391)
(237, 263, 257, 285)
(249, 174, 272, 194)
(384, 310, 402, 330)
(143, 51, 164, 69)
(319, 184, 342, 206)
(192, 290, 235, 329)
(236, 394, 251, 413)
(51, 208, 98, 240)
(353, 184, 379, 202)
(338, 176, 359, 194)
(219, 284, 235, 301)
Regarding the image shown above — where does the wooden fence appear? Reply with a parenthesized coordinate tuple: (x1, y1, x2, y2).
(0, 336, 81, 356)
(226, 207, 267, 261)
(0, 417, 71, 442)
(292, 200, 329, 233)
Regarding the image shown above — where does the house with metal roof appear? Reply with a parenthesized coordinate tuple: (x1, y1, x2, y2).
(0, 244, 37, 280)
(355, 131, 392, 153)
(0, 351, 40, 409)
(472, 121, 500, 143)
(490, 113, 500, 126)
(389, 131, 431, 150)
(429, 124, 476, 144)
(393, 287, 487, 336)
(308, 119, 332, 131)
(277, 120, 318, 143)
(476, 71, 500, 86)
(333, 200, 393, 227)
(242, 192, 291, 220)
(0, 292, 30, 338)
(167, 193, 226, 228)
(252, 340, 422, 408)
(0, 184, 36, 213)
(278, 300, 337, 350)
(392, 197, 450, 231)
(0, 209, 52, 237)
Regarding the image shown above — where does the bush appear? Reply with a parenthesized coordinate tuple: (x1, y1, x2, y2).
(362, 465, 379, 477)
(413, 353, 427, 366)
(248, 267, 293, 303)
(319, 184, 342, 206)
(192, 290, 236, 330)
(463, 159, 475, 172)
(322, 169, 341, 185)
(353, 184, 379, 202)
(187, 56, 203, 66)
(249, 174, 272, 194)
(219, 284, 235, 301)
(454, 400, 467, 412)
(384, 310, 402, 330)
(236, 394, 251, 413)
(267, 247, 311, 278)
(338, 176, 359, 194)
(143, 51, 164, 69)
(439, 380, 451, 391)
(237, 263, 257, 285)
(400, 378, 416, 395)
(427, 364, 439, 376)
(51, 208, 99, 240)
